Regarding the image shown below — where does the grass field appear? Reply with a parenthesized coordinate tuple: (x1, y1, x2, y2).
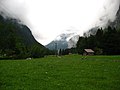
(0, 55, 120, 90)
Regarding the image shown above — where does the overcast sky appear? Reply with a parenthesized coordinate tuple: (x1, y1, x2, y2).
(0, 0, 120, 45)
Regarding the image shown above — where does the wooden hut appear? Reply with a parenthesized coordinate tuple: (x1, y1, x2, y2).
(83, 49, 94, 55)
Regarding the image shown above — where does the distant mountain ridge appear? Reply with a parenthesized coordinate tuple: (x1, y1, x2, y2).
(45, 30, 79, 50)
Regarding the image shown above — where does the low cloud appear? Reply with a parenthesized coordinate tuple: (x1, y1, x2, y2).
(0, 0, 28, 24)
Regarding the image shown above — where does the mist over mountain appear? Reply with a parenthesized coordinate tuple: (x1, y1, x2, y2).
(0, 0, 120, 45)
(0, 0, 120, 52)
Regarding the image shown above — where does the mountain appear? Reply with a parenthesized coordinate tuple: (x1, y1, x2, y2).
(46, 30, 79, 50)
(0, 15, 47, 59)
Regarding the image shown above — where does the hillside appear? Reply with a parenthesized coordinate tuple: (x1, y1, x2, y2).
(0, 15, 48, 59)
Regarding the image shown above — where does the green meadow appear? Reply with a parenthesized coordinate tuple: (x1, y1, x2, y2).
(0, 55, 120, 90)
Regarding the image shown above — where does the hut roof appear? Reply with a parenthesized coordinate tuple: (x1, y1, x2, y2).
(84, 49, 94, 53)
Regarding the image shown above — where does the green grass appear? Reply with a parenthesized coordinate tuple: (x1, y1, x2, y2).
(0, 55, 120, 90)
